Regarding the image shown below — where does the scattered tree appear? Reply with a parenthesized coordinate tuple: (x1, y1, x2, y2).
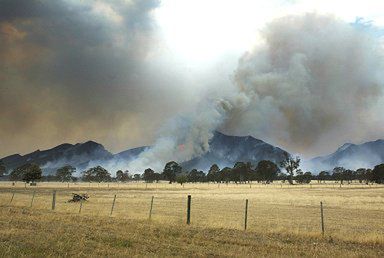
(133, 174, 141, 181)
(207, 164, 220, 182)
(116, 170, 130, 182)
(317, 171, 330, 183)
(332, 167, 346, 184)
(255, 160, 279, 183)
(56, 165, 76, 182)
(279, 153, 301, 184)
(372, 164, 384, 184)
(187, 169, 205, 182)
(10, 163, 42, 183)
(220, 167, 232, 183)
(295, 170, 312, 184)
(82, 166, 111, 182)
(162, 161, 182, 183)
(143, 168, 156, 183)
(176, 174, 188, 185)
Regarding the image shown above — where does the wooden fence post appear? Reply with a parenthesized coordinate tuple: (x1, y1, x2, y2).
(30, 191, 35, 207)
(79, 201, 83, 214)
(110, 194, 117, 216)
(320, 201, 325, 236)
(244, 199, 249, 230)
(10, 192, 15, 204)
(187, 195, 191, 225)
(149, 196, 154, 220)
(52, 190, 56, 210)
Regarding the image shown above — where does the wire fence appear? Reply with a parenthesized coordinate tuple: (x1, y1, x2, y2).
(0, 181, 383, 240)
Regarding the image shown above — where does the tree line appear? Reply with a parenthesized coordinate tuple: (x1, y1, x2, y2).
(1, 155, 384, 184)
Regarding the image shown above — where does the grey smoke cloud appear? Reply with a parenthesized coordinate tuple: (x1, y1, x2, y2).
(226, 13, 384, 157)
(130, 13, 384, 171)
(0, 0, 196, 157)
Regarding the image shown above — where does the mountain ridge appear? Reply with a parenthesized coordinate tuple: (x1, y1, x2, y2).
(2, 133, 383, 175)
(0, 132, 289, 174)
(309, 139, 384, 171)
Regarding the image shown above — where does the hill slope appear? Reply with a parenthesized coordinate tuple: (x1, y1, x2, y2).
(310, 139, 384, 171)
(1, 141, 113, 174)
(181, 131, 288, 171)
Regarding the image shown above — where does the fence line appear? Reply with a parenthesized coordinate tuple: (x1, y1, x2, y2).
(2, 188, 384, 238)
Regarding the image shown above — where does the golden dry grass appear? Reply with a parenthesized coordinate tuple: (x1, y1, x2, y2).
(0, 181, 383, 257)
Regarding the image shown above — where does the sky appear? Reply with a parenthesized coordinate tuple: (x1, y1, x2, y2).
(1, 0, 384, 160)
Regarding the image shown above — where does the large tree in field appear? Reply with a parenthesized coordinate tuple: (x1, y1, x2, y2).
(187, 169, 205, 182)
(207, 164, 220, 182)
(332, 167, 346, 184)
(279, 153, 300, 184)
(317, 171, 330, 183)
(82, 166, 111, 182)
(372, 164, 384, 184)
(56, 165, 76, 182)
(255, 160, 279, 183)
(220, 167, 232, 183)
(295, 170, 312, 184)
(356, 168, 368, 183)
(116, 170, 130, 182)
(162, 161, 182, 183)
(143, 168, 156, 183)
(232, 162, 253, 183)
(10, 163, 42, 183)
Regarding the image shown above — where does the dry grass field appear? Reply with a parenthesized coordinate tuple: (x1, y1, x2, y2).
(0, 181, 383, 257)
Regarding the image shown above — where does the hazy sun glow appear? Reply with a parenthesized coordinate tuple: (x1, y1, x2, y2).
(155, 0, 384, 65)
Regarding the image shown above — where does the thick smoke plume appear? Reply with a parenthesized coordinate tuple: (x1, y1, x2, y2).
(129, 13, 384, 171)
(227, 14, 384, 157)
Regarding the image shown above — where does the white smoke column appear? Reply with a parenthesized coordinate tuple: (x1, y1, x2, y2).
(127, 99, 233, 172)
(226, 13, 384, 156)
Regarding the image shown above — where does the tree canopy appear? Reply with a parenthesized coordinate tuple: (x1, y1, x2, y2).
(56, 165, 76, 182)
(10, 163, 42, 182)
(82, 166, 111, 182)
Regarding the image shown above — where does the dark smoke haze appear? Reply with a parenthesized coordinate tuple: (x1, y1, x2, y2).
(0, 0, 198, 157)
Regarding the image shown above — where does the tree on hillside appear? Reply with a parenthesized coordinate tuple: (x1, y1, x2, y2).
(372, 164, 384, 184)
(56, 165, 76, 182)
(207, 164, 220, 182)
(279, 153, 301, 184)
(10, 163, 42, 183)
(82, 166, 111, 182)
(255, 160, 279, 183)
(0, 160, 6, 177)
(162, 161, 182, 183)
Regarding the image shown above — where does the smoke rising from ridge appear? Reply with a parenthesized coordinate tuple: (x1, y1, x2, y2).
(128, 13, 384, 171)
